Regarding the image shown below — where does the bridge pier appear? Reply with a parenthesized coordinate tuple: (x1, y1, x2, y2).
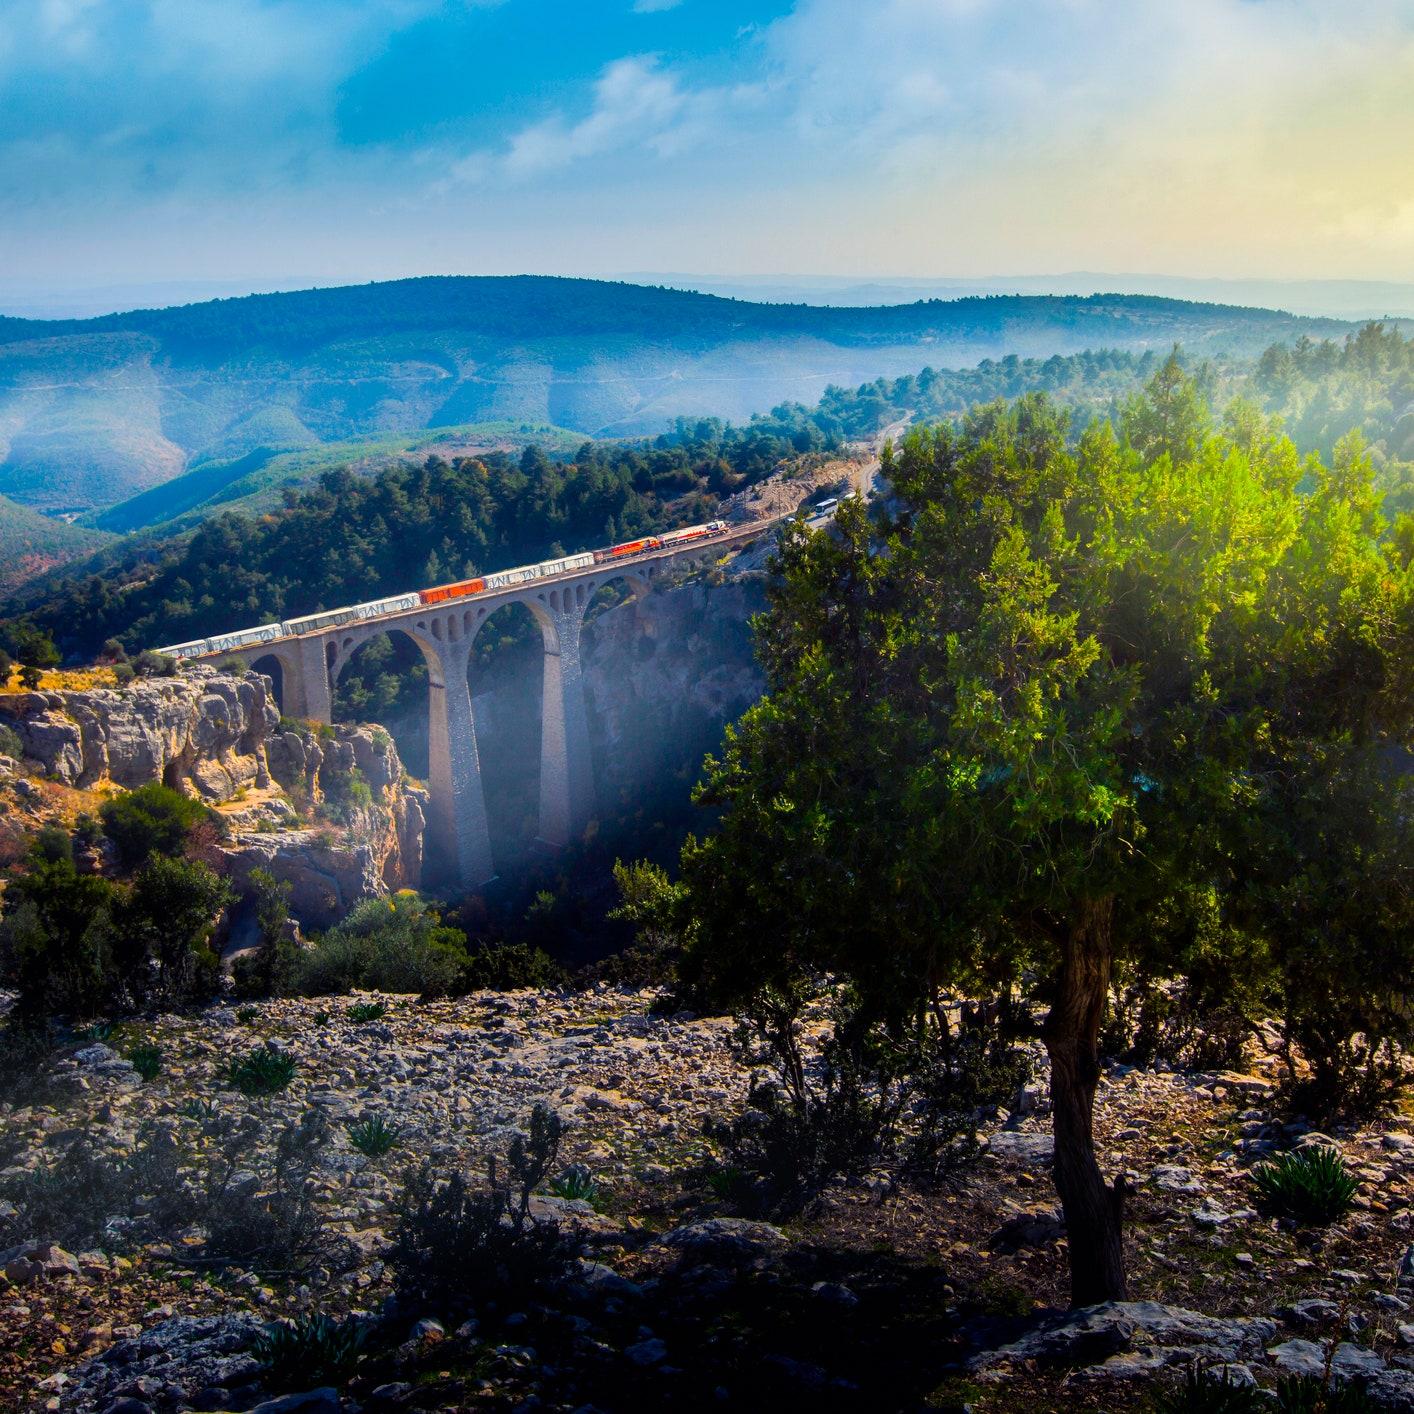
(426, 639, 496, 888)
(535, 605, 595, 848)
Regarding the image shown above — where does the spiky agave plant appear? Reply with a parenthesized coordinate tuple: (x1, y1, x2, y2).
(1251, 1146, 1358, 1225)
(347, 1114, 400, 1158)
(226, 1048, 298, 1096)
(252, 1314, 368, 1390)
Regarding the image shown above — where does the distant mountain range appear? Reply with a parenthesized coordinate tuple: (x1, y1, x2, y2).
(0, 275, 1385, 524)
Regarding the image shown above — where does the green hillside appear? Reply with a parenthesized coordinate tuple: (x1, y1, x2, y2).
(92, 420, 586, 534)
(0, 496, 114, 596)
(0, 276, 1379, 526)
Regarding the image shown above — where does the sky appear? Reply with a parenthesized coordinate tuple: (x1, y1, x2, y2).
(3, 0, 1414, 296)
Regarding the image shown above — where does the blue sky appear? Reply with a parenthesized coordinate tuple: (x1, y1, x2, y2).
(3, 0, 1414, 293)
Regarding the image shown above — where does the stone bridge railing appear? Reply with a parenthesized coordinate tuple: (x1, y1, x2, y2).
(205, 528, 764, 886)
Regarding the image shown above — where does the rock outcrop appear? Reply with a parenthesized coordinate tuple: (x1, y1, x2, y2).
(0, 671, 425, 929)
(221, 722, 428, 928)
(579, 579, 766, 803)
(0, 666, 279, 800)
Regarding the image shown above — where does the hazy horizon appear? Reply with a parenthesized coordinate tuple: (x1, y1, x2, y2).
(4, 270, 1414, 326)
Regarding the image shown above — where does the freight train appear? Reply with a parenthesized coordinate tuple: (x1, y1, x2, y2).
(156, 521, 729, 660)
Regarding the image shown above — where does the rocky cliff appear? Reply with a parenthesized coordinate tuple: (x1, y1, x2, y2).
(227, 720, 428, 928)
(0, 667, 426, 930)
(0, 666, 279, 799)
(580, 578, 767, 806)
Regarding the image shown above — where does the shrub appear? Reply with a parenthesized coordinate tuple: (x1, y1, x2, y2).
(548, 1165, 596, 1202)
(0, 859, 119, 1021)
(312, 1010, 330, 1026)
(18, 665, 41, 689)
(113, 662, 135, 685)
(0, 722, 22, 759)
(236, 1006, 260, 1025)
(904, 1031, 1034, 1186)
(132, 649, 177, 677)
(347, 1115, 400, 1158)
(1156, 1365, 1262, 1413)
(391, 1103, 572, 1303)
(100, 782, 212, 867)
(0, 648, 12, 689)
(1, 1127, 193, 1251)
(32, 827, 74, 866)
(346, 1001, 386, 1024)
(1276, 1375, 1380, 1412)
(111, 856, 229, 1008)
(233, 870, 297, 1000)
(126, 1045, 163, 1082)
(292, 895, 471, 998)
(181, 1097, 219, 1122)
(253, 1314, 368, 1392)
(1252, 1146, 1358, 1224)
(227, 1048, 298, 1095)
(461, 938, 560, 992)
(202, 1110, 337, 1269)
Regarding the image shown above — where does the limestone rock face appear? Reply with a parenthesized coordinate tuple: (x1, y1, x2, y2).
(219, 723, 427, 929)
(579, 580, 766, 801)
(0, 666, 279, 799)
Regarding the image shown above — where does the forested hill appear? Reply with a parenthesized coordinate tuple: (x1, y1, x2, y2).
(0, 276, 1366, 524)
(12, 325, 1414, 665)
(0, 277, 1345, 354)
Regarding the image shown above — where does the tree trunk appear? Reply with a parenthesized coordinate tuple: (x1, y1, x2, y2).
(1042, 892, 1127, 1307)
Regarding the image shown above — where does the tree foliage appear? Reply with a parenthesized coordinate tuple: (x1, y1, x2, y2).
(679, 359, 1414, 1304)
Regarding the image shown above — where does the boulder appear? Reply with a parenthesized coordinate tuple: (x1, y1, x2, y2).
(987, 1131, 1055, 1164)
(970, 1301, 1279, 1378)
(659, 1218, 788, 1262)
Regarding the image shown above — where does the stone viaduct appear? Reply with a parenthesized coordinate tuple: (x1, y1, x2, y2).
(202, 529, 762, 888)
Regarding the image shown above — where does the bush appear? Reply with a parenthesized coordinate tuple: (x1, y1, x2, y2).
(100, 782, 212, 868)
(461, 938, 560, 992)
(202, 1110, 338, 1269)
(391, 1103, 572, 1304)
(0, 722, 23, 760)
(1156, 1365, 1263, 1414)
(126, 1044, 163, 1082)
(32, 827, 74, 866)
(132, 649, 177, 677)
(1, 1126, 193, 1251)
(0, 859, 119, 1021)
(347, 1115, 400, 1158)
(904, 1031, 1034, 1186)
(111, 855, 229, 1008)
(292, 895, 471, 997)
(253, 1314, 368, 1392)
(232, 869, 297, 999)
(227, 1048, 298, 1095)
(346, 1001, 386, 1023)
(1252, 1146, 1358, 1224)
(0, 648, 12, 689)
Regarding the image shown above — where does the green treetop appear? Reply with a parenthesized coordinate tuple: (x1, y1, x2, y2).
(679, 360, 1414, 1306)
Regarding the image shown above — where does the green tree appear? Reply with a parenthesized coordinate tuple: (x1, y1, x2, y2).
(233, 868, 297, 998)
(0, 849, 118, 1020)
(99, 782, 212, 868)
(680, 375, 1414, 1306)
(112, 856, 231, 1007)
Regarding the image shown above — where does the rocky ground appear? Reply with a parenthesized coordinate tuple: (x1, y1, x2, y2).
(4, 988, 1414, 1413)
